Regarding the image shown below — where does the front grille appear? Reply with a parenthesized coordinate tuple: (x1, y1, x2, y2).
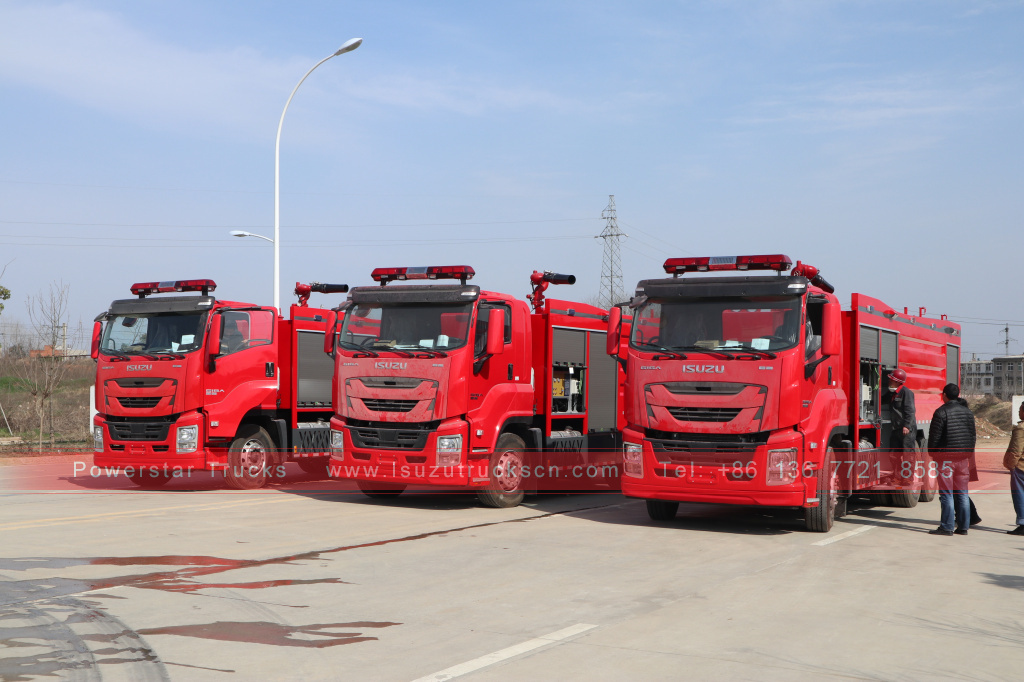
(361, 399, 419, 413)
(356, 377, 427, 389)
(649, 432, 765, 468)
(667, 407, 741, 422)
(348, 426, 430, 450)
(107, 420, 172, 442)
(117, 397, 161, 409)
(113, 377, 169, 388)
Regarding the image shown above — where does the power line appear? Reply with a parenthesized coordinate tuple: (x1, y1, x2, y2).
(0, 235, 596, 249)
(0, 217, 600, 230)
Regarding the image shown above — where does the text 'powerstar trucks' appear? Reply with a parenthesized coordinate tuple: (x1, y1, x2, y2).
(91, 279, 347, 489)
(325, 265, 626, 507)
(606, 255, 961, 531)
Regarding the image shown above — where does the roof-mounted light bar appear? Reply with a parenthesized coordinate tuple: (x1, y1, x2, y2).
(663, 254, 793, 274)
(130, 279, 217, 298)
(371, 265, 475, 286)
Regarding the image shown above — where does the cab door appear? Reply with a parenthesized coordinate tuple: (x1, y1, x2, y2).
(204, 308, 278, 440)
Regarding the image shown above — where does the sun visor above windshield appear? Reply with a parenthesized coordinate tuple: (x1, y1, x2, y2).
(108, 296, 216, 315)
(350, 285, 480, 304)
(635, 276, 810, 300)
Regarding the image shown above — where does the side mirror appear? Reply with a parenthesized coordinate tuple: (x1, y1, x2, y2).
(205, 316, 222, 371)
(91, 321, 102, 360)
(486, 309, 505, 356)
(822, 302, 841, 357)
(607, 306, 622, 356)
(323, 311, 337, 356)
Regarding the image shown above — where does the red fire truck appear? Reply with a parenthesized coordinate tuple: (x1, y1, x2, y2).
(91, 279, 348, 489)
(606, 254, 962, 531)
(324, 266, 625, 507)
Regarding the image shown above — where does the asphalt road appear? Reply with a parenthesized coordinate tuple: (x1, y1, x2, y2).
(2, 454, 1024, 681)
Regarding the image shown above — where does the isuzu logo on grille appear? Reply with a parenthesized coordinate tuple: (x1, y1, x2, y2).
(125, 364, 152, 372)
(374, 361, 408, 370)
(681, 364, 725, 373)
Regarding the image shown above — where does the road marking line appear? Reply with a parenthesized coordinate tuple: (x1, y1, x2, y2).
(411, 623, 598, 682)
(0, 498, 289, 532)
(813, 525, 876, 546)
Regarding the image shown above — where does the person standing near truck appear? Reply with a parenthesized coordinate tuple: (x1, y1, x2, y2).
(887, 367, 917, 484)
(927, 383, 976, 535)
(1003, 402, 1024, 535)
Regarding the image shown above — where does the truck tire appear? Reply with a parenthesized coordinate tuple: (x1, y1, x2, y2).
(890, 444, 922, 508)
(477, 433, 526, 508)
(357, 481, 405, 499)
(297, 458, 329, 478)
(128, 470, 171, 488)
(225, 425, 273, 490)
(646, 499, 679, 521)
(917, 438, 936, 502)
(805, 446, 837, 532)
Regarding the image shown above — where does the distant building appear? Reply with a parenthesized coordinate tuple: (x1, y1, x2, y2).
(961, 357, 994, 396)
(28, 344, 88, 359)
(992, 355, 1024, 401)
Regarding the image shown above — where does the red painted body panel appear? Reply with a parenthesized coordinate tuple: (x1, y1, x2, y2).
(331, 289, 622, 490)
(94, 297, 336, 474)
(620, 281, 960, 509)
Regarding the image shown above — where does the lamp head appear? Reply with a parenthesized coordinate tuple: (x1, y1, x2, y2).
(335, 37, 363, 55)
(230, 230, 250, 238)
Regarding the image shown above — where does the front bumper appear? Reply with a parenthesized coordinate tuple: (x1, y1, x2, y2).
(93, 411, 211, 471)
(619, 427, 817, 507)
(329, 417, 480, 487)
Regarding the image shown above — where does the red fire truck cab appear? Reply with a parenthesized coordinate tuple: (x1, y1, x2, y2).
(325, 266, 625, 507)
(607, 255, 961, 531)
(91, 279, 348, 489)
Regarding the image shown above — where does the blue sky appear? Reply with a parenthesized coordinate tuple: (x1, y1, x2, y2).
(1, 0, 1022, 358)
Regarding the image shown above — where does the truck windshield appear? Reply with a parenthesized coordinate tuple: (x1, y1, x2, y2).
(631, 296, 803, 353)
(340, 303, 473, 352)
(99, 312, 206, 356)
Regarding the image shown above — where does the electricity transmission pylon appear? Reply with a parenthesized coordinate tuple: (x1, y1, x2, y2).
(596, 195, 626, 308)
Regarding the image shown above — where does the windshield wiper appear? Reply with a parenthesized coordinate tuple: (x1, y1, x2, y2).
(101, 348, 130, 358)
(338, 341, 378, 357)
(405, 345, 448, 358)
(715, 345, 777, 360)
(637, 344, 687, 360)
(149, 351, 186, 359)
(669, 345, 729, 359)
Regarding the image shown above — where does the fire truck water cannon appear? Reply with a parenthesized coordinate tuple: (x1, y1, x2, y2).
(294, 282, 349, 307)
(529, 271, 577, 313)
(790, 261, 835, 294)
(371, 265, 475, 286)
(130, 279, 216, 298)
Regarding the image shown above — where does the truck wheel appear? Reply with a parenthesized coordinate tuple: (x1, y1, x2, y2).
(128, 471, 171, 488)
(890, 447, 922, 508)
(805, 446, 837, 532)
(225, 425, 273, 490)
(646, 499, 679, 521)
(357, 481, 405, 499)
(297, 458, 328, 478)
(478, 433, 526, 508)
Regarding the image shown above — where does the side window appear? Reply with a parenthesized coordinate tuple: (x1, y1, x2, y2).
(475, 302, 511, 355)
(220, 310, 274, 355)
(805, 301, 823, 358)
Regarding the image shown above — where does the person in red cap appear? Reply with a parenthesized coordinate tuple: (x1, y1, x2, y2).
(887, 367, 917, 485)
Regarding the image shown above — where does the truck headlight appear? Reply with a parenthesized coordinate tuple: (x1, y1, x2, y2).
(623, 442, 643, 478)
(767, 448, 798, 485)
(93, 426, 104, 452)
(176, 425, 198, 454)
(436, 435, 462, 467)
(330, 429, 345, 460)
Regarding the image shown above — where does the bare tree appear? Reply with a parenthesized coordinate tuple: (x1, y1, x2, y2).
(9, 282, 82, 452)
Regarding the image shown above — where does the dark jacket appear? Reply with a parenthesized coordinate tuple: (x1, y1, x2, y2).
(890, 386, 916, 431)
(928, 397, 976, 460)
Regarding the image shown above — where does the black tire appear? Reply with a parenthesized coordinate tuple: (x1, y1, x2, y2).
(357, 481, 406, 499)
(646, 499, 679, 521)
(805, 446, 837, 532)
(225, 425, 273, 490)
(918, 439, 936, 502)
(890, 445, 921, 508)
(296, 458, 329, 478)
(128, 470, 171, 488)
(477, 433, 526, 508)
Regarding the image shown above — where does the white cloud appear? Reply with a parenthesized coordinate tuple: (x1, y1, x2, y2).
(0, 2, 582, 142)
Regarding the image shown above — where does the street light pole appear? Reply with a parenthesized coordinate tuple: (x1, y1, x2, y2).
(274, 37, 363, 311)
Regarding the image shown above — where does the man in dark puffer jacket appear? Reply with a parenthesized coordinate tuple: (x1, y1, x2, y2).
(927, 384, 977, 535)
